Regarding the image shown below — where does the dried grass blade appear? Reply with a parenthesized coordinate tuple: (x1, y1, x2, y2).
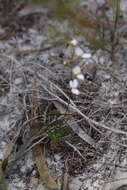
(70, 11, 97, 29)
(30, 123, 58, 190)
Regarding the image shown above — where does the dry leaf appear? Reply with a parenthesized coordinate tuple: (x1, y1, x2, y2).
(30, 123, 58, 190)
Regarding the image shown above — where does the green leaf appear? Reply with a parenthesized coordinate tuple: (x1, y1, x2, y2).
(86, 34, 111, 48)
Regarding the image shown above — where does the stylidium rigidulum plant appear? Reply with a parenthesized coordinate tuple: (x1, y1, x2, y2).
(69, 39, 92, 95)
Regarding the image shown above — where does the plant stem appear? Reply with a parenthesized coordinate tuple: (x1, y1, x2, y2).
(111, 0, 120, 60)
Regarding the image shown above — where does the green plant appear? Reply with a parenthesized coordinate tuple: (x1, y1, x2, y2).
(94, 0, 121, 59)
(48, 124, 67, 143)
(109, 0, 121, 60)
(31, 0, 122, 59)
(44, 117, 68, 144)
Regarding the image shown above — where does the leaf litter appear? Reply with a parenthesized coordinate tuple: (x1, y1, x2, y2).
(1, 1, 127, 190)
